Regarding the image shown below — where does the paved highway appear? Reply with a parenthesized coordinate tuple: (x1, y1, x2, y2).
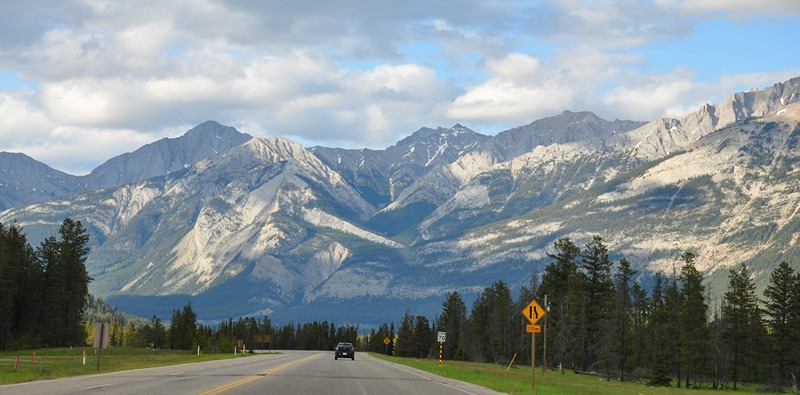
(0, 351, 505, 395)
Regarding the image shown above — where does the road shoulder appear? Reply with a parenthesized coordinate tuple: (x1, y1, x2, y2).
(362, 353, 508, 395)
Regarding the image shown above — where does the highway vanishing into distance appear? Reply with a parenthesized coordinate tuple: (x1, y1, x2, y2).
(0, 351, 504, 395)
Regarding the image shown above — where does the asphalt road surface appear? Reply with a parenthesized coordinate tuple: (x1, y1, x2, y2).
(0, 351, 505, 395)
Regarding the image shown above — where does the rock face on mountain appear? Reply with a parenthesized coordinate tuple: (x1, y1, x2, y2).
(622, 77, 800, 161)
(0, 152, 88, 211)
(2, 77, 800, 325)
(311, 124, 490, 208)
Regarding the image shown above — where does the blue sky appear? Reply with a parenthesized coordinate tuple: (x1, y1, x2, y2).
(0, 0, 798, 174)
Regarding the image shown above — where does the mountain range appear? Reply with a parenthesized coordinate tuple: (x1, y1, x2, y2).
(2, 76, 800, 325)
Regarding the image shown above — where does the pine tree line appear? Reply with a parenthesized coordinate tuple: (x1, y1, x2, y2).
(389, 236, 800, 391)
(0, 219, 92, 350)
(3, 220, 799, 391)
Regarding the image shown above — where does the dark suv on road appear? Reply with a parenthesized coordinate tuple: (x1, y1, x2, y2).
(335, 342, 355, 360)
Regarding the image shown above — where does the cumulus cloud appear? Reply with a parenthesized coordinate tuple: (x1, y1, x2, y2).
(0, 0, 797, 174)
(655, 0, 800, 18)
(446, 49, 646, 123)
(527, 0, 692, 49)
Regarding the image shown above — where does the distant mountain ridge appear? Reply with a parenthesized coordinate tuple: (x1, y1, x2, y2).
(2, 76, 800, 325)
(311, 123, 490, 208)
(0, 152, 89, 211)
(0, 121, 252, 212)
(87, 121, 253, 189)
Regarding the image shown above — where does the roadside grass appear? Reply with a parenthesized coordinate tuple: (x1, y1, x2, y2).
(369, 353, 773, 394)
(0, 347, 253, 385)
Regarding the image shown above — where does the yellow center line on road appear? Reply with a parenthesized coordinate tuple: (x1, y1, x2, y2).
(198, 353, 321, 395)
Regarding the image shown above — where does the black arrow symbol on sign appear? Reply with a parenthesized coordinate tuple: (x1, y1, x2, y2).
(529, 305, 539, 319)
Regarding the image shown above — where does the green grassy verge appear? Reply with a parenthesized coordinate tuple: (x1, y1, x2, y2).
(368, 353, 774, 394)
(0, 347, 254, 385)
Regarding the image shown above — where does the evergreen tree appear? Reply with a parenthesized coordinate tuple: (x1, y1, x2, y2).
(467, 286, 491, 362)
(578, 235, 613, 371)
(677, 252, 710, 388)
(663, 272, 681, 387)
(440, 291, 467, 360)
(466, 281, 514, 363)
(488, 280, 513, 363)
(179, 302, 198, 350)
(631, 280, 650, 371)
(723, 263, 763, 390)
(613, 258, 636, 381)
(412, 315, 432, 358)
(151, 315, 166, 349)
(124, 321, 138, 347)
(763, 261, 798, 388)
(395, 310, 415, 357)
(0, 224, 42, 349)
(0, 223, 22, 350)
(647, 273, 671, 386)
(169, 308, 182, 349)
(37, 236, 64, 346)
(792, 271, 800, 383)
(710, 302, 729, 389)
(539, 237, 580, 372)
(57, 218, 92, 346)
(389, 322, 396, 356)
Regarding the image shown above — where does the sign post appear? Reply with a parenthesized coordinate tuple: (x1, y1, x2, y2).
(542, 294, 548, 380)
(437, 332, 446, 367)
(254, 335, 273, 353)
(383, 337, 390, 355)
(93, 323, 109, 372)
(522, 299, 546, 390)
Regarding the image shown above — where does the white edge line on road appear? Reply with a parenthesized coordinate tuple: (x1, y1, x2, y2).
(365, 355, 478, 395)
(81, 384, 112, 391)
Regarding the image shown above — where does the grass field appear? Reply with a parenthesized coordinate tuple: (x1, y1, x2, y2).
(369, 353, 778, 395)
(0, 347, 251, 385)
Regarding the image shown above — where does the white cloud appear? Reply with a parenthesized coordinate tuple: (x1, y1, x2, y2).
(0, 91, 54, 142)
(446, 50, 643, 122)
(0, 0, 798, 174)
(528, 0, 692, 49)
(655, 0, 800, 18)
(445, 52, 575, 121)
(602, 70, 701, 120)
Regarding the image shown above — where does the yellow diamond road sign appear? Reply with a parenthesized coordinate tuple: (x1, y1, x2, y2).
(522, 299, 545, 325)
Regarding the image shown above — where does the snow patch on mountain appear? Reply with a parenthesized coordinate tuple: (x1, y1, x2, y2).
(303, 208, 403, 248)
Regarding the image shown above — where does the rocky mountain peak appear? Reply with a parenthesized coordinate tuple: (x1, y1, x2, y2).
(624, 76, 800, 161)
(85, 121, 253, 190)
(484, 110, 645, 162)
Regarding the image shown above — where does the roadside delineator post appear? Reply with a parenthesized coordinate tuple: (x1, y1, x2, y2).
(31, 352, 35, 370)
(14, 355, 19, 372)
(506, 353, 517, 371)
